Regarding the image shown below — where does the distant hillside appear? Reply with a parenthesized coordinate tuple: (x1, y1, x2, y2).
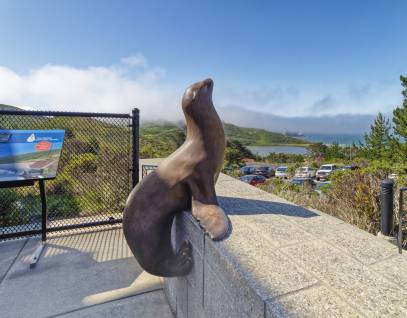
(223, 123, 309, 146)
(0, 104, 22, 111)
(138, 121, 311, 158)
(140, 123, 186, 158)
(0, 104, 309, 147)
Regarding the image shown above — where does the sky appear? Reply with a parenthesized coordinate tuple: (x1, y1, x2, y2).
(0, 0, 406, 133)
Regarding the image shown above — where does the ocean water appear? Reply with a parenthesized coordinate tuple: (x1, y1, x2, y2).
(302, 133, 364, 145)
(247, 146, 308, 156)
(247, 133, 364, 156)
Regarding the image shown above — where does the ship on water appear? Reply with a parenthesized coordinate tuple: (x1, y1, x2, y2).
(284, 131, 304, 138)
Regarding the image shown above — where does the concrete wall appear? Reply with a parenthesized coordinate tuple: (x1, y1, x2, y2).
(164, 212, 265, 318)
(164, 174, 407, 318)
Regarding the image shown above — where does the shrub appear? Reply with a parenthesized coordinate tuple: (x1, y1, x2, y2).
(0, 189, 21, 226)
(259, 168, 384, 234)
(47, 195, 81, 219)
(327, 169, 381, 232)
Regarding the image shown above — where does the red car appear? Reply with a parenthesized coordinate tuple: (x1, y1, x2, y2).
(240, 174, 267, 186)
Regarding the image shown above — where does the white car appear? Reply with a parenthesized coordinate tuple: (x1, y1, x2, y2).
(316, 164, 338, 180)
(275, 166, 288, 179)
(294, 166, 316, 178)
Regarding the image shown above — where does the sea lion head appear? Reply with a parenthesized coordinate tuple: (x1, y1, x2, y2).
(182, 78, 214, 114)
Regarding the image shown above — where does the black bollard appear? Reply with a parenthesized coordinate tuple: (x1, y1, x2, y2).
(380, 179, 394, 236)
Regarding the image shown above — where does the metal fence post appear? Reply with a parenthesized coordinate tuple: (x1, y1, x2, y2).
(380, 179, 394, 236)
(399, 187, 407, 254)
(39, 179, 47, 242)
(132, 108, 140, 188)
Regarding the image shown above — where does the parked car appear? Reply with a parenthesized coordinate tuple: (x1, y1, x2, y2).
(275, 166, 289, 179)
(240, 174, 267, 186)
(316, 164, 338, 181)
(290, 177, 315, 187)
(340, 164, 359, 171)
(294, 166, 316, 178)
(255, 166, 275, 178)
(240, 165, 257, 175)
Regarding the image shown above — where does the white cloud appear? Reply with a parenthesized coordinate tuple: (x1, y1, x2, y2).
(0, 54, 403, 134)
(121, 54, 148, 68)
(0, 57, 183, 121)
(216, 82, 402, 117)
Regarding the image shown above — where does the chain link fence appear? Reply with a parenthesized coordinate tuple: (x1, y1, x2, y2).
(0, 109, 137, 239)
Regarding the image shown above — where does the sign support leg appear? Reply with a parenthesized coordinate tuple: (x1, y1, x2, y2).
(30, 179, 47, 268)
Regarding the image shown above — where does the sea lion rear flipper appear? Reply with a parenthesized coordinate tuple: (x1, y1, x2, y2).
(156, 241, 193, 277)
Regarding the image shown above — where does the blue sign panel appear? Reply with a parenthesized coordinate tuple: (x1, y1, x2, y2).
(0, 130, 65, 182)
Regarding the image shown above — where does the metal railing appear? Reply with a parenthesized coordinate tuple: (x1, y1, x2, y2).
(0, 108, 139, 239)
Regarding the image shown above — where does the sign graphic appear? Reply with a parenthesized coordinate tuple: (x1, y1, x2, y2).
(35, 141, 52, 152)
(27, 133, 35, 142)
(0, 129, 65, 182)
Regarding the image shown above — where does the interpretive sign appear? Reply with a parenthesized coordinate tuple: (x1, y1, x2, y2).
(0, 129, 65, 182)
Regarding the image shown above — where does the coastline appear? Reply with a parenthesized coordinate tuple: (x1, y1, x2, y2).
(247, 145, 309, 156)
(246, 143, 312, 147)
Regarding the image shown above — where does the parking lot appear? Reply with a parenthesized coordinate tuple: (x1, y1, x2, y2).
(237, 163, 347, 191)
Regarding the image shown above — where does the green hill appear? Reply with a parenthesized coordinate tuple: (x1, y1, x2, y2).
(223, 123, 309, 146)
(140, 123, 186, 158)
(138, 121, 311, 158)
(140, 122, 309, 147)
(0, 104, 308, 147)
(0, 104, 23, 111)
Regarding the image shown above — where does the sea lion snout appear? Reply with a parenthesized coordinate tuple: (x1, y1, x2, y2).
(198, 78, 213, 95)
(202, 78, 213, 90)
(182, 78, 213, 110)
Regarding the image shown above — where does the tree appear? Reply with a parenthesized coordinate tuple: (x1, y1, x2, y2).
(224, 140, 253, 166)
(307, 142, 328, 160)
(392, 76, 407, 161)
(328, 142, 345, 160)
(364, 112, 392, 161)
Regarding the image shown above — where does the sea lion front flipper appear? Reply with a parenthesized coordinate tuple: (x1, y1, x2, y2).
(187, 175, 230, 240)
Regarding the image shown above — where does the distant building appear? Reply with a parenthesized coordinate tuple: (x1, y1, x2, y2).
(285, 131, 304, 137)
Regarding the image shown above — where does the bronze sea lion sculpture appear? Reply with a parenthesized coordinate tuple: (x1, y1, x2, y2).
(123, 78, 230, 277)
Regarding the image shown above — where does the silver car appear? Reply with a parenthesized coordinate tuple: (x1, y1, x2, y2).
(316, 164, 338, 181)
(275, 166, 288, 179)
(294, 166, 316, 178)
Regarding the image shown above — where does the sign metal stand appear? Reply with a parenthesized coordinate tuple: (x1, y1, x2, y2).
(0, 179, 49, 268)
(0, 129, 65, 268)
(29, 179, 47, 268)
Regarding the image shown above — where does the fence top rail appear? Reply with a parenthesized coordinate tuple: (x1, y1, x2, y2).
(0, 109, 132, 118)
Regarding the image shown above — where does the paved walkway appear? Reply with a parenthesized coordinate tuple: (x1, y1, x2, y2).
(0, 227, 173, 318)
(212, 173, 407, 317)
